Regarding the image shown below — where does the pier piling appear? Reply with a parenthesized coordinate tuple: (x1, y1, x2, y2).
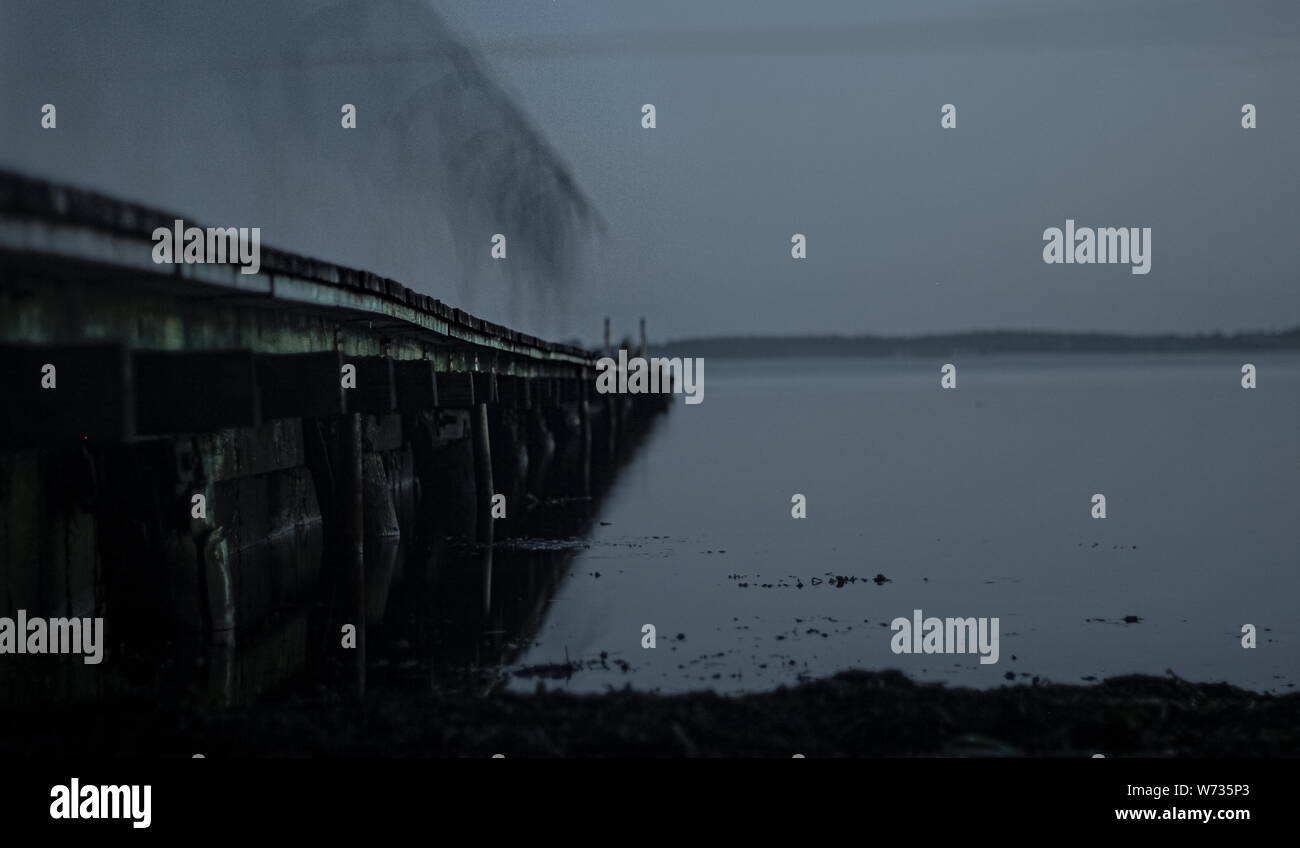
(340, 412, 366, 698)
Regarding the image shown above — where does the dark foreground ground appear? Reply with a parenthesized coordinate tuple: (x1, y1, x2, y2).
(4, 670, 1298, 757)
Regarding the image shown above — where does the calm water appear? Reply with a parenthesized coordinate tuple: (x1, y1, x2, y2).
(505, 353, 1300, 695)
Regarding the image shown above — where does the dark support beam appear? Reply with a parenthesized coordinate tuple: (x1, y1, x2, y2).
(472, 372, 498, 406)
(497, 375, 533, 409)
(257, 351, 345, 420)
(393, 359, 438, 410)
(0, 343, 133, 444)
(605, 393, 617, 464)
(471, 402, 494, 546)
(560, 377, 585, 405)
(435, 371, 475, 408)
(403, 411, 441, 547)
(134, 350, 260, 434)
(531, 377, 556, 407)
(496, 375, 516, 408)
(579, 397, 592, 498)
(345, 356, 396, 415)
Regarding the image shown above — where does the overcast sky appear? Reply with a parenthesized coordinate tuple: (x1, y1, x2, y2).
(3, 1, 1298, 342)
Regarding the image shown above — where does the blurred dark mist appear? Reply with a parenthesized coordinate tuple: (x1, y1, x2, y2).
(0, 0, 599, 333)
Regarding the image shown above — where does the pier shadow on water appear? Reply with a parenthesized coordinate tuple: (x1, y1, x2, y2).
(221, 460, 650, 707)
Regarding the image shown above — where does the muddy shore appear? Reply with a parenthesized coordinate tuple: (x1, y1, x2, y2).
(4, 670, 1297, 757)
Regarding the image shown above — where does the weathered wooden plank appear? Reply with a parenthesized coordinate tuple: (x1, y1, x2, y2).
(363, 413, 404, 453)
(0, 343, 133, 444)
(345, 356, 396, 415)
(187, 418, 306, 483)
(393, 359, 438, 410)
(134, 349, 260, 434)
(257, 351, 345, 420)
(0, 172, 596, 367)
(435, 371, 475, 408)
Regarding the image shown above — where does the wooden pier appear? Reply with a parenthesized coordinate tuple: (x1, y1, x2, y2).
(0, 170, 668, 705)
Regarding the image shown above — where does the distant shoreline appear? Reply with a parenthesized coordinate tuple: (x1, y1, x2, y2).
(653, 328, 1300, 359)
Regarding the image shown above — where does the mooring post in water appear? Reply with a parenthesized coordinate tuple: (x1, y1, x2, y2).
(472, 401, 494, 546)
(340, 412, 366, 697)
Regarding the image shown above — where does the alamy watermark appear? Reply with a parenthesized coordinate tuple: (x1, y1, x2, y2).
(890, 608, 999, 664)
(50, 779, 150, 829)
(595, 349, 704, 405)
(1042, 219, 1151, 275)
(152, 218, 261, 275)
(0, 610, 104, 664)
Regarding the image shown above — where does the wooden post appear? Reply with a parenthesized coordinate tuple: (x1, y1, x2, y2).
(480, 544, 494, 616)
(471, 402, 494, 546)
(340, 412, 366, 697)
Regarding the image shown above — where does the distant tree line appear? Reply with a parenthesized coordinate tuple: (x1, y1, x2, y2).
(656, 328, 1300, 358)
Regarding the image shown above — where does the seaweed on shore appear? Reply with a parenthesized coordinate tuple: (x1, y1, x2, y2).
(2, 670, 1297, 758)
